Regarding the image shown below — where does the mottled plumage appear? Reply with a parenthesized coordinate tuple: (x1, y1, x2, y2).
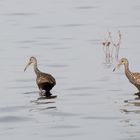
(24, 57, 56, 97)
(113, 58, 140, 96)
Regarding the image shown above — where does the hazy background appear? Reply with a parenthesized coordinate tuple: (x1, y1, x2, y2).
(0, 0, 140, 139)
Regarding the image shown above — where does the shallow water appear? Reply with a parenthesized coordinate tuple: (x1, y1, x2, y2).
(0, 0, 140, 139)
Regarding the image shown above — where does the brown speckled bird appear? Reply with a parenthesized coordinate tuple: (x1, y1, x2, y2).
(24, 56, 56, 97)
(113, 58, 140, 96)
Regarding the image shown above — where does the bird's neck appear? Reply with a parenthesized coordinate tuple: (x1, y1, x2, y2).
(124, 63, 132, 79)
(33, 63, 40, 75)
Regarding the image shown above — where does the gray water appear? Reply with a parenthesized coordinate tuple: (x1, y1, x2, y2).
(0, 0, 140, 139)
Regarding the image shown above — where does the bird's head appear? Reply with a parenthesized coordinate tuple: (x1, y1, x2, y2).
(113, 58, 128, 72)
(24, 56, 37, 72)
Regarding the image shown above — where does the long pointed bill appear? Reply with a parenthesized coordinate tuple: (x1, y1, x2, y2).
(113, 67, 116, 72)
(24, 62, 31, 72)
(113, 63, 122, 72)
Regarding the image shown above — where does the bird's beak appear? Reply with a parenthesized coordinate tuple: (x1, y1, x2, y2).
(113, 62, 122, 72)
(24, 61, 32, 72)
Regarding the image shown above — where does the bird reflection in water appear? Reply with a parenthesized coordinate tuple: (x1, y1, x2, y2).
(30, 96, 57, 111)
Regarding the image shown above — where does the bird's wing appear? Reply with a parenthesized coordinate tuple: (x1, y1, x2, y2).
(37, 73, 56, 85)
(133, 73, 140, 85)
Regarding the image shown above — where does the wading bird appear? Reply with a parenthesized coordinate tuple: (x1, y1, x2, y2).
(113, 58, 140, 97)
(24, 56, 56, 98)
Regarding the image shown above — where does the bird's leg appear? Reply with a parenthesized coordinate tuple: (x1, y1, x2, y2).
(45, 91, 52, 97)
(39, 89, 46, 96)
(39, 88, 42, 96)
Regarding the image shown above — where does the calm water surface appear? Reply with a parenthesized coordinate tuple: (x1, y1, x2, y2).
(0, 0, 140, 140)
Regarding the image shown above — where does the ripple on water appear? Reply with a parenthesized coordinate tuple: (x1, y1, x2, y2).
(15, 79, 34, 83)
(121, 138, 140, 140)
(48, 111, 81, 117)
(29, 106, 57, 112)
(68, 92, 93, 97)
(74, 6, 98, 10)
(34, 42, 61, 47)
(16, 40, 38, 44)
(22, 91, 38, 95)
(30, 25, 54, 29)
(66, 86, 97, 91)
(3, 12, 37, 16)
(47, 125, 82, 138)
(48, 131, 84, 138)
(59, 23, 86, 28)
(121, 98, 140, 114)
(113, 24, 140, 29)
(9, 85, 35, 89)
(83, 116, 121, 120)
(0, 116, 32, 123)
(30, 100, 55, 105)
(0, 105, 28, 113)
(121, 109, 140, 114)
(50, 124, 79, 129)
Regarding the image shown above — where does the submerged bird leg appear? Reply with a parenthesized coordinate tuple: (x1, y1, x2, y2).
(134, 92, 140, 97)
(45, 91, 52, 97)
